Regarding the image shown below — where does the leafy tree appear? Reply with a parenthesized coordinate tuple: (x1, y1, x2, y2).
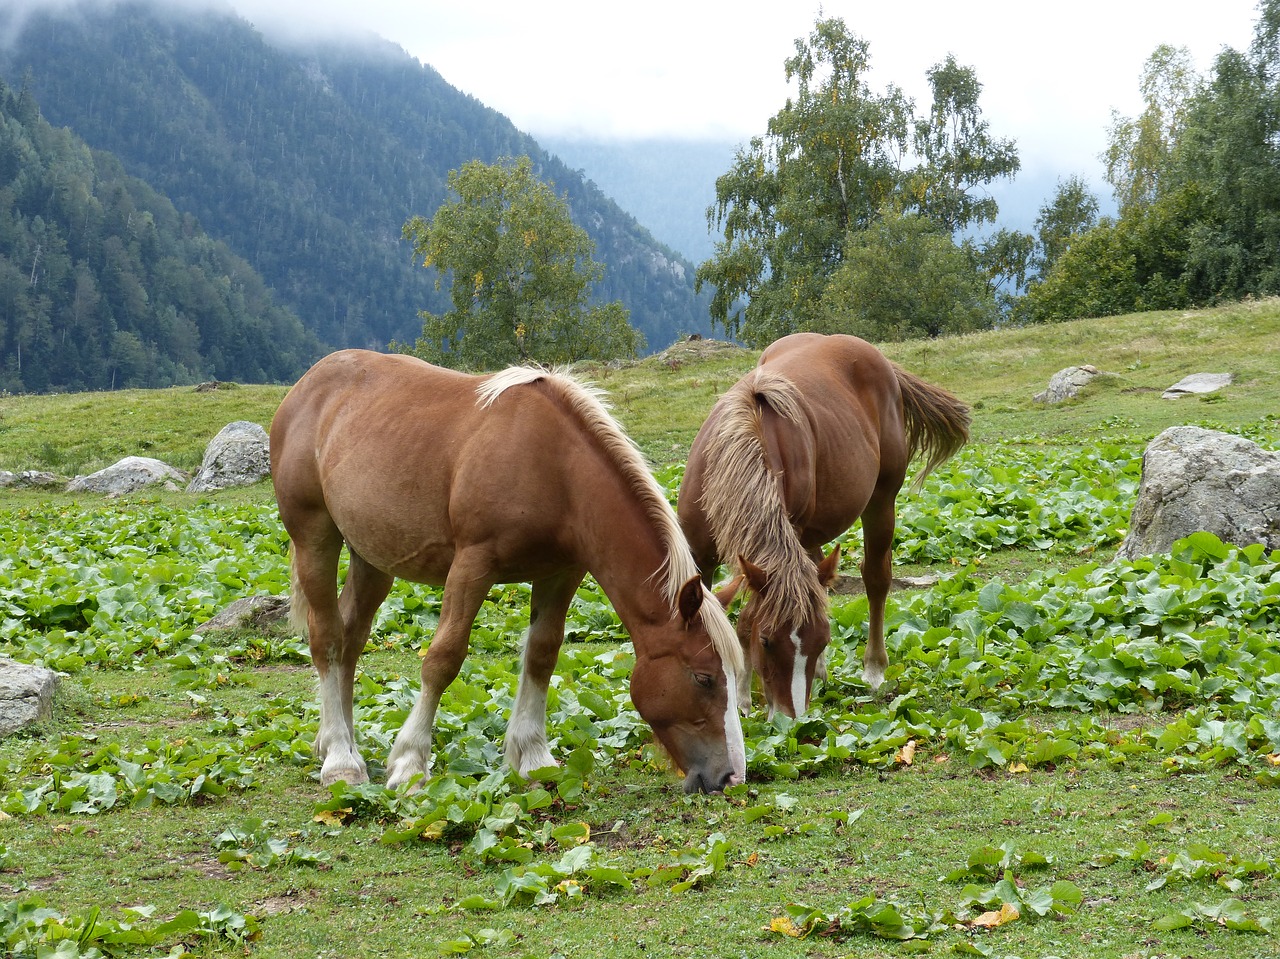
(1028, 1, 1280, 321)
(696, 16, 1016, 346)
(1033, 177, 1101, 280)
(1104, 45, 1198, 217)
(401, 156, 641, 369)
(814, 210, 999, 339)
(972, 227, 1036, 312)
(908, 55, 1020, 232)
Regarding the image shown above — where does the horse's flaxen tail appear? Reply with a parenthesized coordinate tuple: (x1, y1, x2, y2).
(287, 542, 310, 639)
(894, 365, 971, 490)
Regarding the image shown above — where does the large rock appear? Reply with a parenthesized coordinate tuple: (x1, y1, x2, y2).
(1117, 426, 1280, 559)
(1034, 365, 1105, 404)
(0, 659, 59, 736)
(187, 421, 270, 493)
(66, 456, 188, 495)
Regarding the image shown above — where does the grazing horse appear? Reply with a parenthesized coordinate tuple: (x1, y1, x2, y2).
(270, 350, 746, 794)
(678, 332, 969, 716)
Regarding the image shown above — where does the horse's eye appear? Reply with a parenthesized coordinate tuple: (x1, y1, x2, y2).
(694, 673, 715, 689)
(760, 635, 771, 651)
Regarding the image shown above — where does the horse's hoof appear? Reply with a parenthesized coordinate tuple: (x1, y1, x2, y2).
(320, 762, 369, 787)
(386, 757, 429, 790)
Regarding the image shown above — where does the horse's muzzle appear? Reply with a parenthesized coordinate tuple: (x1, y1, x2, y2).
(683, 766, 743, 794)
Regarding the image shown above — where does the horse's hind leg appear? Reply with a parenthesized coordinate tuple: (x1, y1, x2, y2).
(291, 528, 371, 786)
(506, 570, 584, 776)
(319, 549, 393, 784)
(386, 555, 490, 789)
(860, 492, 897, 690)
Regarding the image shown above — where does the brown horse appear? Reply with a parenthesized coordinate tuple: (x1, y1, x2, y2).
(678, 332, 969, 716)
(270, 350, 745, 794)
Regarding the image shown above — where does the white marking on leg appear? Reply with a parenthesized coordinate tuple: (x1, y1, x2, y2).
(506, 673, 556, 776)
(315, 669, 367, 785)
(385, 693, 438, 789)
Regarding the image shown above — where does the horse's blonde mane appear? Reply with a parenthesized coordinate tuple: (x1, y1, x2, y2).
(698, 369, 827, 630)
(478, 366, 742, 675)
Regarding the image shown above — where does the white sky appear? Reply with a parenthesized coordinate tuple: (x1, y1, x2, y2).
(12, 0, 1264, 191)
(215, 0, 1261, 188)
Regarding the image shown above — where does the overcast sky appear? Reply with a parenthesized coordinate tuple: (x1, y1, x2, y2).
(221, 0, 1261, 183)
(13, 0, 1265, 190)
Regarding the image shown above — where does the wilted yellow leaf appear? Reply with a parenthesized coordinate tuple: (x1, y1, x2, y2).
(767, 916, 806, 938)
(933, 753, 951, 764)
(745, 851, 759, 867)
(970, 903, 1020, 928)
(312, 807, 354, 827)
(1266, 753, 1280, 766)
(419, 820, 447, 840)
(896, 740, 917, 766)
(1009, 762, 1030, 774)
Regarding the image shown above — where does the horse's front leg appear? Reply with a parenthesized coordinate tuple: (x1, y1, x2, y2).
(505, 570, 585, 776)
(386, 561, 490, 789)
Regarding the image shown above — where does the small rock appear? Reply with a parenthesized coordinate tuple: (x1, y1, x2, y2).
(0, 659, 59, 737)
(1034, 365, 1104, 404)
(66, 456, 188, 496)
(197, 595, 291, 633)
(1161, 372, 1233, 399)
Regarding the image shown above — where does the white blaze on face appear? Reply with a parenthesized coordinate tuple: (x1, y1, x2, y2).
(790, 629, 808, 717)
(723, 664, 747, 783)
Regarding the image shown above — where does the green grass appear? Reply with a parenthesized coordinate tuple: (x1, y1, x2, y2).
(3, 299, 1277, 472)
(2, 302, 1280, 958)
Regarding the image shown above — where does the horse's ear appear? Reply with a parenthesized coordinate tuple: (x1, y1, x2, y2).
(817, 545, 841, 588)
(738, 555, 769, 594)
(714, 574, 744, 608)
(677, 576, 704, 624)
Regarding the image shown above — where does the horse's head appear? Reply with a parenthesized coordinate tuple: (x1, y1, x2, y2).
(628, 577, 747, 794)
(721, 547, 840, 718)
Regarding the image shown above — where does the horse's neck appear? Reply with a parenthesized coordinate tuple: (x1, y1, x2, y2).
(575, 486, 675, 632)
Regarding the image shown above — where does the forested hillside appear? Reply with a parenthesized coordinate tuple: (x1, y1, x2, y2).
(0, 75, 322, 392)
(0, 1, 711, 369)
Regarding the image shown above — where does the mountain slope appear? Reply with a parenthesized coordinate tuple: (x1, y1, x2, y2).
(0, 1, 713, 354)
(0, 74, 322, 392)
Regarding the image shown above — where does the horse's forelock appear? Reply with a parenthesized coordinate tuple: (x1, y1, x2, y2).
(477, 365, 743, 676)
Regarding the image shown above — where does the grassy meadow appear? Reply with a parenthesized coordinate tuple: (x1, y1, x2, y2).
(1, 302, 1279, 958)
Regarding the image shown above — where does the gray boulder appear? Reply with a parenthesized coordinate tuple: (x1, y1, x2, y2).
(1034, 365, 1105, 404)
(1117, 426, 1280, 559)
(66, 456, 188, 495)
(0, 659, 59, 736)
(187, 421, 270, 493)
(1162, 372, 1233, 399)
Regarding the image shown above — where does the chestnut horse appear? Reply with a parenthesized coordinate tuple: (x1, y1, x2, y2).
(270, 350, 745, 794)
(678, 333, 969, 716)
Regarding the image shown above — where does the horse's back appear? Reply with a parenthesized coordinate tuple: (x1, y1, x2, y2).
(271, 350, 477, 503)
(271, 351, 541, 583)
